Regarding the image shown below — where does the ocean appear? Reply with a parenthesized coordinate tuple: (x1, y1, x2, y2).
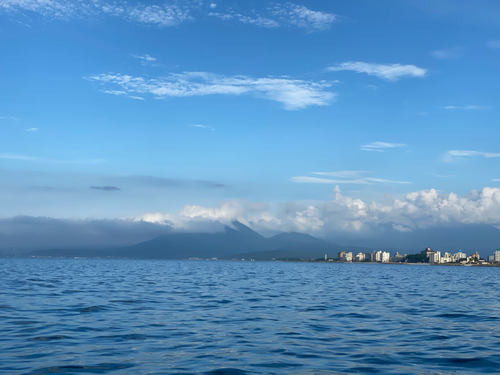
(1, 258, 500, 374)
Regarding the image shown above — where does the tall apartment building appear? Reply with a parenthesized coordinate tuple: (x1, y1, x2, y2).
(429, 251, 441, 264)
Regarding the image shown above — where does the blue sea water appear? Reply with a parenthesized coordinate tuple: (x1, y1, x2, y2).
(1, 259, 500, 374)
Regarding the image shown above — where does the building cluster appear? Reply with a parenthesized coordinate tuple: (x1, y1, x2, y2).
(337, 250, 392, 263)
(423, 248, 500, 264)
(330, 247, 500, 265)
(487, 249, 500, 263)
(422, 247, 468, 264)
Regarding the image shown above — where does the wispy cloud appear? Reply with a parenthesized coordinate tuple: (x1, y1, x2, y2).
(269, 3, 338, 30)
(86, 72, 336, 110)
(487, 40, 500, 49)
(443, 105, 492, 110)
(209, 12, 279, 28)
(360, 142, 407, 152)
(493, 179, 500, 182)
(1, 0, 194, 27)
(131, 54, 162, 66)
(0, 116, 19, 121)
(441, 150, 500, 162)
(190, 124, 214, 131)
(90, 186, 121, 191)
(25, 128, 38, 132)
(327, 62, 427, 81)
(0, 153, 105, 164)
(430, 47, 464, 59)
(291, 171, 411, 185)
(1, 1, 338, 31)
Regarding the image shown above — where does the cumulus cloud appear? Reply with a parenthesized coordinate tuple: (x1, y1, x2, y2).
(360, 142, 407, 152)
(443, 105, 492, 110)
(291, 171, 411, 185)
(86, 72, 336, 110)
(136, 186, 500, 236)
(327, 62, 427, 81)
(441, 150, 500, 162)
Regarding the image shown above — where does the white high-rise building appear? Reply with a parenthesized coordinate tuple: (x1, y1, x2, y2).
(345, 252, 353, 262)
(441, 252, 452, 263)
(381, 251, 390, 262)
(374, 250, 383, 262)
(355, 252, 365, 262)
(429, 251, 441, 264)
(494, 250, 500, 262)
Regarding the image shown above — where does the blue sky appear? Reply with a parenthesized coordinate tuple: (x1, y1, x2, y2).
(1, 0, 500, 238)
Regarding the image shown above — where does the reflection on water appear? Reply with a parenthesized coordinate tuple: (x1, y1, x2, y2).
(1, 259, 500, 374)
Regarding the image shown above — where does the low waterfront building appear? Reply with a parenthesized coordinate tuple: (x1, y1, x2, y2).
(390, 252, 406, 262)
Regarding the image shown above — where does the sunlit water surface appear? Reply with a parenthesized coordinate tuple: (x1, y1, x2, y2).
(2, 259, 500, 374)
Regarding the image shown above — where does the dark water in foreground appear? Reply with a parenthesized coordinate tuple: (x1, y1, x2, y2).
(1, 259, 500, 374)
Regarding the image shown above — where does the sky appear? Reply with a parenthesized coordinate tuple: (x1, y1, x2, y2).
(1, 0, 500, 249)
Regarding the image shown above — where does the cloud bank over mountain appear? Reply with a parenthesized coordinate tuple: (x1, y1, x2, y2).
(139, 185, 500, 235)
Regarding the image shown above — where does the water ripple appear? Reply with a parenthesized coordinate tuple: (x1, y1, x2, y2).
(1, 259, 500, 373)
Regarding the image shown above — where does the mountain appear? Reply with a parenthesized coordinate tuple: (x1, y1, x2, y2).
(114, 221, 271, 259)
(28, 222, 376, 260)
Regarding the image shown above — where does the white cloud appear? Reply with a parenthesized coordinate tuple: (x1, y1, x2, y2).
(86, 72, 336, 110)
(0, 116, 19, 120)
(292, 171, 411, 185)
(190, 124, 214, 131)
(138, 185, 500, 234)
(442, 150, 500, 162)
(1, 0, 193, 27)
(487, 40, 500, 49)
(327, 62, 427, 81)
(1, 1, 340, 31)
(25, 127, 38, 132)
(430, 47, 463, 59)
(132, 54, 156, 62)
(492, 179, 500, 182)
(208, 12, 279, 28)
(269, 3, 338, 30)
(126, 4, 192, 27)
(360, 142, 407, 152)
(0, 153, 105, 164)
(443, 105, 492, 110)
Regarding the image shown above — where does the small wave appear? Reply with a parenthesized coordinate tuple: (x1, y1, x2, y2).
(30, 335, 70, 341)
(28, 363, 134, 374)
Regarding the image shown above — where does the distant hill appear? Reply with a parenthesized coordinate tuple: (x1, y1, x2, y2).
(29, 222, 375, 260)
